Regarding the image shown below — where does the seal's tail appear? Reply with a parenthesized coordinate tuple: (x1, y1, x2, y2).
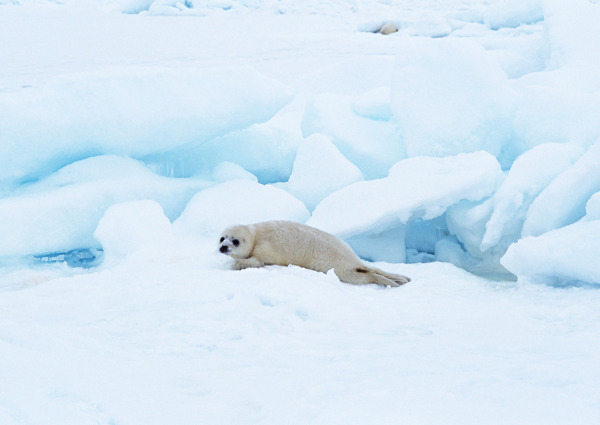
(354, 267, 411, 287)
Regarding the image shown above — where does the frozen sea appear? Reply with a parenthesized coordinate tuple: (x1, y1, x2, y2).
(1, 0, 600, 424)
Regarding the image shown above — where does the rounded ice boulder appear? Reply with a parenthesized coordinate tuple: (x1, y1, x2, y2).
(94, 200, 174, 266)
(173, 180, 310, 238)
(501, 220, 600, 286)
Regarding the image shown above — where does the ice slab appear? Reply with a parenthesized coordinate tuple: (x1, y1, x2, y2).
(275, 134, 363, 211)
(94, 199, 175, 266)
(173, 180, 310, 239)
(308, 151, 503, 238)
(0, 66, 292, 190)
(522, 141, 600, 237)
(483, 0, 543, 30)
(585, 192, 600, 221)
(301, 92, 405, 179)
(391, 38, 514, 161)
(143, 122, 299, 183)
(502, 220, 600, 286)
(0, 156, 209, 257)
(480, 142, 585, 252)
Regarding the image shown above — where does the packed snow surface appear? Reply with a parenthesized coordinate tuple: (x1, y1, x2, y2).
(1, 0, 600, 423)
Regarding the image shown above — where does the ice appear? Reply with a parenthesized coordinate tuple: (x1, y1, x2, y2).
(275, 134, 363, 211)
(301, 92, 405, 179)
(410, 15, 452, 38)
(446, 197, 494, 259)
(522, 140, 600, 237)
(308, 151, 503, 238)
(211, 161, 258, 183)
(390, 38, 514, 161)
(0, 66, 292, 191)
(143, 122, 299, 183)
(542, 0, 600, 74)
(444, 142, 591, 275)
(351, 87, 392, 122)
(0, 155, 209, 257)
(483, 0, 543, 30)
(346, 226, 406, 264)
(173, 180, 310, 239)
(299, 56, 397, 96)
(512, 84, 600, 150)
(586, 192, 600, 220)
(480, 142, 585, 252)
(119, 0, 155, 14)
(502, 220, 600, 286)
(511, 0, 600, 149)
(94, 199, 174, 266)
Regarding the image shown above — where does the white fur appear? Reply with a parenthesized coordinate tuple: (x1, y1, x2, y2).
(218, 220, 410, 287)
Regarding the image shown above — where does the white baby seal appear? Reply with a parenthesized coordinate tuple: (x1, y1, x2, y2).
(218, 220, 410, 287)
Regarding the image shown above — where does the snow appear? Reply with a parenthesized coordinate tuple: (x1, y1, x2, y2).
(2, 258, 600, 424)
(2, 0, 600, 423)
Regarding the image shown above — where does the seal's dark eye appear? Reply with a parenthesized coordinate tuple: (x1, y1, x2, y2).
(219, 237, 225, 243)
(232, 239, 240, 247)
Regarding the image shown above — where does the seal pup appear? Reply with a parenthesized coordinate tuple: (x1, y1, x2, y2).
(378, 22, 398, 35)
(218, 220, 410, 287)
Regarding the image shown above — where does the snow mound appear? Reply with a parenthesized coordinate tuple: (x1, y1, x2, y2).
(308, 151, 503, 238)
(391, 38, 514, 161)
(483, 0, 543, 30)
(502, 220, 600, 286)
(276, 134, 363, 211)
(212, 162, 258, 183)
(0, 156, 208, 258)
(144, 122, 300, 183)
(94, 199, 174, 266)
(0, 66, 292, 190)
(173, 180, 310, 239)
(301, 92, 405, 179)
(351, 87, 393, 122)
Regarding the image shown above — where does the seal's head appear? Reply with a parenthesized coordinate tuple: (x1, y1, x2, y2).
(218, 224, 255, 259)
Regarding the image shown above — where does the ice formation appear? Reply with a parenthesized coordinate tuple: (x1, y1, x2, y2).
(1, 0, 599, 286)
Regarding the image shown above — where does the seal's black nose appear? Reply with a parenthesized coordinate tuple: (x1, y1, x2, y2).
(219, 245, 229, 253)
